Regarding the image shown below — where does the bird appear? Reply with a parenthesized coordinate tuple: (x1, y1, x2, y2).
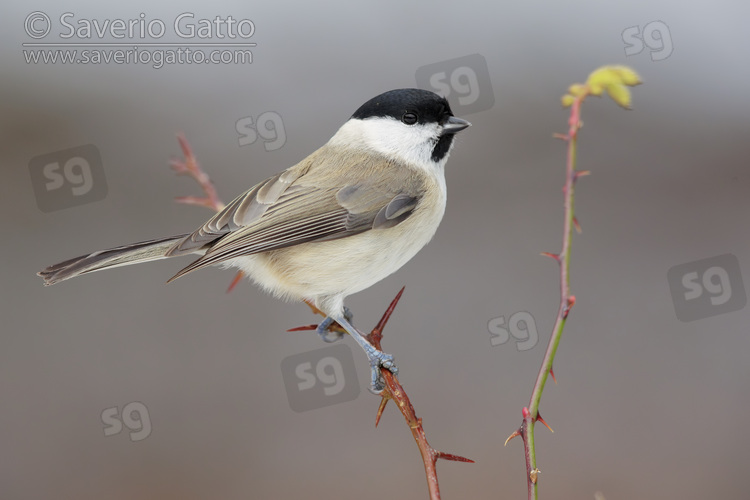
(38, 88, 471, 392)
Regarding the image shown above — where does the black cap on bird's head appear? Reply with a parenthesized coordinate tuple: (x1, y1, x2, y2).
(351, 88, 471, 163)
(352, 88, 448, 122)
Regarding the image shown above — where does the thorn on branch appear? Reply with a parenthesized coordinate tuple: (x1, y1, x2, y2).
(541, 252, 561, 262)
(436, 451, 475, 463)
(375, 395, 390, 427)
(574, 170, 591, 181)
(536, 412, 554, 433)
(504, 427, 523, 446)
(226, 271, 245, 293)
(366, 286, 406, 348)
(286, 324, 318, 332)
(573, 216, 582, 234)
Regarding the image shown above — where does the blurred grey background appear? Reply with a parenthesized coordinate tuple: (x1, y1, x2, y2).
(2, 1, 750, 498)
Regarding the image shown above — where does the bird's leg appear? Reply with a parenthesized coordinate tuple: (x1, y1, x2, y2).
(315, 317, 343, 343)
(330, 313, 397, 394)
(315, 306, 353, 343)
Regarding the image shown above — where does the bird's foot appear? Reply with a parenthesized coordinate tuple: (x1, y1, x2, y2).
(363, 343, 398, 394)
(315, 307, 354, 343)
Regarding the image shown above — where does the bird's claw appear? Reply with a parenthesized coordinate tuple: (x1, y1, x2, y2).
(366, 348, 398, 394)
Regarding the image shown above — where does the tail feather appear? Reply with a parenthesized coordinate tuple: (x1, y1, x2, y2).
(38, 234, 191, 286)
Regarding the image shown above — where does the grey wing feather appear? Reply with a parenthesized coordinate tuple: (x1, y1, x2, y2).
(167, 166, 422, 282)
(374, 193, 419, 229)
(166, 168, 303, 256)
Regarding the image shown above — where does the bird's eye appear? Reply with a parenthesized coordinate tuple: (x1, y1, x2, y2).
(401, 112, 418, 125)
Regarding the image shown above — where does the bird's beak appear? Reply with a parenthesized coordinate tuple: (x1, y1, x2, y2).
(441, 116, 471, 135)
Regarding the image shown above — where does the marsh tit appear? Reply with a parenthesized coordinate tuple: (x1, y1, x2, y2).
(38, 88, 471, 392)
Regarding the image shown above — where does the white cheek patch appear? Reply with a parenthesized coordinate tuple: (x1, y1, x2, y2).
(328, 118, 451, 173)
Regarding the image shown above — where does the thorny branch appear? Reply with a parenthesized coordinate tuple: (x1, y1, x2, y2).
(504, 66, 641, 500)
(290, 290, 473, 500)
(170, 133, 225, 212)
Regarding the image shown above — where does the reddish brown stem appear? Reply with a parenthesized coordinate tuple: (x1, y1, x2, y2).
(292, 289, 473, 499)
(170, 133, 225, 212)
(365, 289, 473, 499)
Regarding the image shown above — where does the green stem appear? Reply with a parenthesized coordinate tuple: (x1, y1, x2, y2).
(523, 96, 582, 500)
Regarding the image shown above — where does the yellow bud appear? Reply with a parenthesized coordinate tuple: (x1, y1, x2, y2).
(587, 65, 642, 89)
(606, 83, 632, 109)
(588, 83, 604, 96)
(568, 84, 586, 97)
(587, 67, 616, 87)
(609, 65, 642, 86)
(561, 94, 575, 108)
